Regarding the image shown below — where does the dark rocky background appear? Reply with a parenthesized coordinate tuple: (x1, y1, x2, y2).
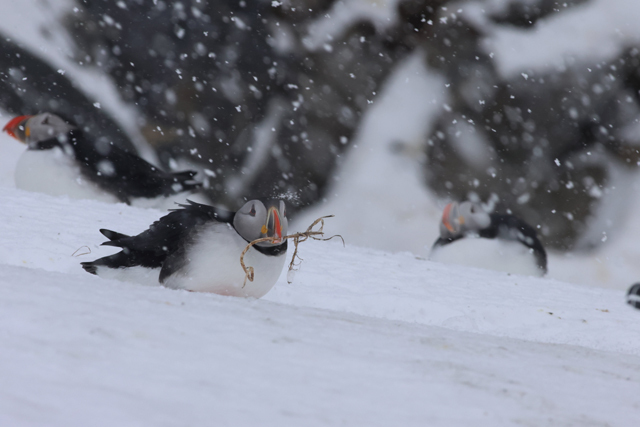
(1, 0, 639, 251)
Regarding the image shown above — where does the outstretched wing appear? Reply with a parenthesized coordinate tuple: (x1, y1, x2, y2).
(82, 201, 235, 274)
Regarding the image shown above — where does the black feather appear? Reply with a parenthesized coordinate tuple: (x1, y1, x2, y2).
(80, 201, 288, 281)
(99, 228, 130, 245)
(81, 262, 98, 275)
(480, 214, 547, 273)
(431, 213, 547, 273)
(35, 128, 201, 203)
(627, 283, 640, 310)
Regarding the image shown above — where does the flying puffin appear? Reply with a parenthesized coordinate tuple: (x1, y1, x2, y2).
(2, 113, 201, 205)
(81, 199, 288, 298)
(429, 201, 547, 276)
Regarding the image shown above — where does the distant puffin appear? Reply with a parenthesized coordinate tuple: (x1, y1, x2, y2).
(627, 284, 640, 310)
(429, 201, 547, 276)
(81, 199, 288, 298)
(2, 113, 200, 205)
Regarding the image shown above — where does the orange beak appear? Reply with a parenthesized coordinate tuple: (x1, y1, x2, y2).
(267, 206, 283, 244)
(3, 115, 32, 140)
(441, 202, 456, 233)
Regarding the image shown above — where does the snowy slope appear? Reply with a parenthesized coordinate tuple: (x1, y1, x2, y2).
(2, 263, 639, 427)
(1, 0, 640, 424)
(0, 185, 639, 425)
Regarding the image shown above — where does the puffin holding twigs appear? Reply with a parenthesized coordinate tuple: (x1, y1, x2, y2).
(3, 113, 201, 205)
(429, 201, 547, 277)
(82, 199, 288, 298)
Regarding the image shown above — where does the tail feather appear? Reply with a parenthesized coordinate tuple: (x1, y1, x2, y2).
(81, 262, 98, 275)
(99, 228, 130, 247)
(100, 228, 130, 241)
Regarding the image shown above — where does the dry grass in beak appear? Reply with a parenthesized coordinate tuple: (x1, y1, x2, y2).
(240, 215, 344, 287)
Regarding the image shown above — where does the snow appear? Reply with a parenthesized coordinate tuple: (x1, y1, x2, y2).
(2, 0, 640, 424)
(430, 236, 543, 277)
(0, 184, 639, 425)
(294, 53, 446, 256)
(1, 131, 640, 423)
(482, 0, 640, 77)
(294, 34, 640, 291)
(303, 0, 401, 50)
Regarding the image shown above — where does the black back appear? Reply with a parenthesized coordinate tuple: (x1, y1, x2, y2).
(81, 201, 288, 283)
(432, 213, 547, 274)
(36, 128, 200, 203)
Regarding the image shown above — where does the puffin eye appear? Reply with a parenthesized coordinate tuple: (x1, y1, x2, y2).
(42, 116, 49, 125)
(249, 204, 256, 217)
(470, 206, 475, 213)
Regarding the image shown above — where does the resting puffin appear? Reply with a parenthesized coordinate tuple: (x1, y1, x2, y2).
(81, 199, 288, 298)
(429, 201, 547, 276)
(2, 113, 200, 205)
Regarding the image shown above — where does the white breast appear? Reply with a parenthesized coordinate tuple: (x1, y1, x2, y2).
(163, 222, 287, 298)
(430, 236, 543, 277)
(15, 148, 119, 203)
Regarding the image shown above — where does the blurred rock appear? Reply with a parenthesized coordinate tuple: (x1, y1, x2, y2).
(420, 5, 640, 250)
(64, 0, 402, 211)
(0, 37, 136, 152)
(1, 0, 638, 253)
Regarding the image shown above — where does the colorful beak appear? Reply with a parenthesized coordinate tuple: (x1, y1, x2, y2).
(441, 202, 458, 233)
(266, 206, 283, 244)
(3, 115, 32, 141)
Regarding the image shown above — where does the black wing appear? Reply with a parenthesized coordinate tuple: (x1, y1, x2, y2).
(65, 129, 201, 202)
(81, 201, 234, 275)
(480, 214, 548, 273)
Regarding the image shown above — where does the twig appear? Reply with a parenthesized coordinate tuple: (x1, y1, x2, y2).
(240, 215, 344, 287)
(71, 246, 91, 257)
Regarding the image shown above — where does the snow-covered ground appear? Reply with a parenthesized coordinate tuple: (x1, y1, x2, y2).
(1, 129, 640, 424)
(0, 185, 639, 426)
(2, 0, 640, 424)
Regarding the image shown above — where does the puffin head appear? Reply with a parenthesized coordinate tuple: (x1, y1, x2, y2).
(3, 113, 75, 148)
(439, 201, 491, 238)
(233, 199, 288, 246)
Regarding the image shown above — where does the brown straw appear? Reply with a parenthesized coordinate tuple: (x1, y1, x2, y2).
(240, 215, 344, 287)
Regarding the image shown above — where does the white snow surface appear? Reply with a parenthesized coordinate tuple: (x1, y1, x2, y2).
(2, 1, 640, 423)
(0, 182, 639, 425)
(481, 0, 640, 77)
(1, 107, 640, 424)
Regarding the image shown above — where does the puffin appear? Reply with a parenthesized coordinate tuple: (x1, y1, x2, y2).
(81, 199, 288, 298)
(429, 201, 547, 276)
(2, 113, 201, 205)
(627, 283, 640, 310)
